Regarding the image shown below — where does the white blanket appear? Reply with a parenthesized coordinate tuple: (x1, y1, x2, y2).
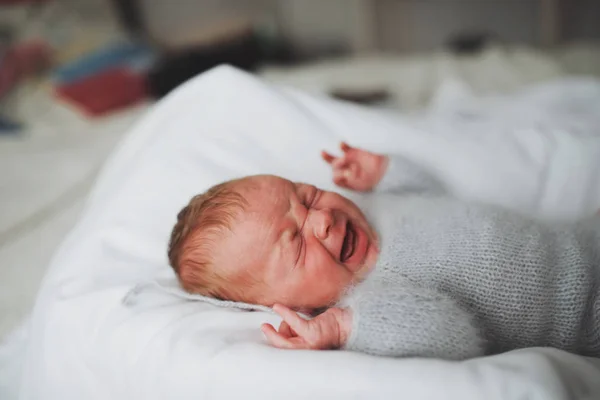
(0, 92, 148, 339)
(5, 66, 600, 399)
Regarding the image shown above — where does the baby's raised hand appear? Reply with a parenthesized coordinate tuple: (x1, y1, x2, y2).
(261, 304, 352, 351)
(321, 142, 388, 192)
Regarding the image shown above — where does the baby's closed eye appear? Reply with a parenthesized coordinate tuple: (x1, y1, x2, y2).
(294, 231, 304, 265)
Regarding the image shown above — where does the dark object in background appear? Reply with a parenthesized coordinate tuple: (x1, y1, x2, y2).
(110, 0, 145, 36)
(0, 26, 12, 48)
(147, 31, 261, 99)
(446, 32, 496, 55)
(0, 116, 22, 134)
(330, 88, 391, 105)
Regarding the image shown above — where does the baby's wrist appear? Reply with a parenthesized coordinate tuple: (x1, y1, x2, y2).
(335, 308, 353, 347)
(374, 156, 389, 186)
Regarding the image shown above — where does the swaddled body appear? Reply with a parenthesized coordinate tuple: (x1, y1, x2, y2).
(347, 193, 600, 358)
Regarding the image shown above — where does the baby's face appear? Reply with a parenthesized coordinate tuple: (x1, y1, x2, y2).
(216, 175, 379, 311)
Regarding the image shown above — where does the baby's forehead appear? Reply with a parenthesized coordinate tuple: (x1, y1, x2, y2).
(238, 176, 295, 203)
(218, 194, 285, 265)
(231, 178, 294, 226)
(242, 175, 292, 190)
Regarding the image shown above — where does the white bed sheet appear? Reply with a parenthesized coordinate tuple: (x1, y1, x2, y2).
(0, 88, 149, 339)
(5, 66, 600, 399)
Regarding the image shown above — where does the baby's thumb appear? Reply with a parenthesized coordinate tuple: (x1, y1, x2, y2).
(332, 168, 346, 183)
(279, 321, 295, 337)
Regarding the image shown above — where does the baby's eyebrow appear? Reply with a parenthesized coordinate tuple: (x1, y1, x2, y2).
(287, 187, 305, 225)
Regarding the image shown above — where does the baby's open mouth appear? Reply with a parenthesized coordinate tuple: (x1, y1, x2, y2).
(340, 221, 356, 263)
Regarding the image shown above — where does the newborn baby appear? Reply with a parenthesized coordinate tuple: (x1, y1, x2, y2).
(168, 143, 600, 360)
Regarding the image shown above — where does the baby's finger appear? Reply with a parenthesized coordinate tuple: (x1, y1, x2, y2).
(321, 151, 336, 164)
(272, 304, 309, 336)
(278, 321, 295, 338)
(333, 170, 350, 189)
(340, 142, 353, 153)
(336, 165, 356, 180)
(261, 323, 297, 349)
(332, 156, 349, 170)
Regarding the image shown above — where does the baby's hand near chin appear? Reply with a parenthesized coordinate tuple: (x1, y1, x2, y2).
(322, 142, 388, 192)
(261, 304, 352, 351)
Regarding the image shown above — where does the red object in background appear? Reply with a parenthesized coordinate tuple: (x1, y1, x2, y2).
(0, 40, 52, 98)
(54, 68, 147, 117)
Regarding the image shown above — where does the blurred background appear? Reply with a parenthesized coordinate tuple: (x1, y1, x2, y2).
(1, 0, 600, 337)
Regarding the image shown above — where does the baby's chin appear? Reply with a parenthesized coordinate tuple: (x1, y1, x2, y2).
(355, 260, 376, 282)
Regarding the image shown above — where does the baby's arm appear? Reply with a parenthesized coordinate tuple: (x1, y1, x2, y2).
(339, 279, 486, 360)
(322, 143, 446, 194)
(376, 155, 446, 195)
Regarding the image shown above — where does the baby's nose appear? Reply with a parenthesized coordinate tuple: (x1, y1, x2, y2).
(314, 209, 334, 240)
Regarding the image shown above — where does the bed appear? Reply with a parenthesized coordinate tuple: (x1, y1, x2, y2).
(2, 65, 600, 399)
(1, 43, 599, 344)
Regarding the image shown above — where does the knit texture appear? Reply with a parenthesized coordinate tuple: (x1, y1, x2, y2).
(340, 278, 485, 360)
(341, 158, 600, 359)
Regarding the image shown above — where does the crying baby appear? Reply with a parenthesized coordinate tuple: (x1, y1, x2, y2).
(168, 143, 600, 360)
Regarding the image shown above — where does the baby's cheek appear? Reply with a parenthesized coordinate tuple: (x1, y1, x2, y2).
(316, 253, 352, 287)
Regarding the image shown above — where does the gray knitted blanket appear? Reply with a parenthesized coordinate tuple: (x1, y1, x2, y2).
(342, 193, 600, 359)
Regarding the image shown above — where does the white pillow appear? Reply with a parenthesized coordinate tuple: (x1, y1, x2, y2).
(17, 66, 600, 400)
